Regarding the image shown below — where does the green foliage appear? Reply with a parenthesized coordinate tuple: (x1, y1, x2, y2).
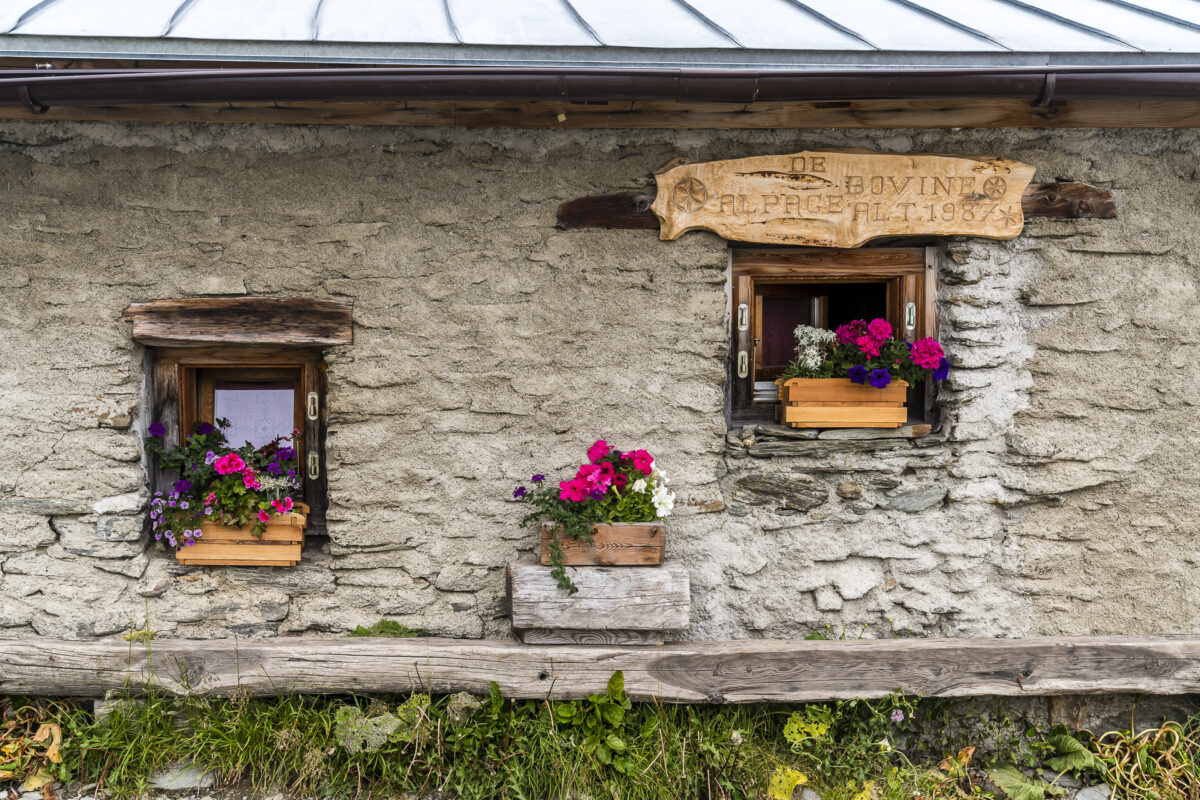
(988, 765, 1064, 800)
(1043, 729, 1105, 776)
(346, 620, 426, 638)
(18, 684, 1193, 800)
(781, 694, 918, 785)
(551, 672, 635, 772)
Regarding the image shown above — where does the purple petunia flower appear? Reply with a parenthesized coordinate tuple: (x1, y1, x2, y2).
(204, 507, 213, 516)
(267, 461, 283, 475)
(179, 501, 189, 510)
(588, 488, 605, 500)
(531, 474, 546, 483)
(869, 368, 892, 389)
(195, 421, 216, 436)
(933, 357, 950, 381)
(513, 486, 527, 499)
(174, 478, 192, 494)
(847, 365, 868, 384)
(205, 451, 217, 465)
(891, 709, 905, 723)
(148, 422, 166, 438)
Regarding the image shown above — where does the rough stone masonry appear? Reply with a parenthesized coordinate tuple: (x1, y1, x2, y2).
(0, 122, 1196, 642)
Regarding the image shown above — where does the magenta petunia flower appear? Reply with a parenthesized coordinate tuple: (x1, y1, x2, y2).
(586, 439, 611, 463)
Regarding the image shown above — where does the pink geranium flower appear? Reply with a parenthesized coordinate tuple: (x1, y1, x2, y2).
(855, 335, 883, 358)
(257, 510, 271, 523)
(835, 321, 867, 345)
(213, 453, 245, 475)
(586, 439, 610, 463)
(867, 318, 893, 340)
(241, 468, 261, 490)
(910, 338, 945, 370)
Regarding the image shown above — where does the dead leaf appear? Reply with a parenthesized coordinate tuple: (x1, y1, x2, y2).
(21, 767, 53, 792)
(32, 724, 61, 764)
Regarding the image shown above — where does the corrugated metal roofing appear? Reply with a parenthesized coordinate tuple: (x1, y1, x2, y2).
(2, 0, 1200, 67)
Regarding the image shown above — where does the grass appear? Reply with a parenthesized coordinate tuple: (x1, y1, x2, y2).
(4, 681, 1195, 800)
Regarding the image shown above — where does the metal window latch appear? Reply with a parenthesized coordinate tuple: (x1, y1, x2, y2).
(307, 452, 320, 480)
(737, 351, 749, 379)
(736, 303, 749, 331)
(905, 302, 917, 332)
(306, 391, 319, 420)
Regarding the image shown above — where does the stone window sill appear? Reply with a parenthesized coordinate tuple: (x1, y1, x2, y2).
(726, 423, 943, 459)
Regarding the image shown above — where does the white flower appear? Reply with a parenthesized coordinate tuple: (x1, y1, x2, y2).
(631, 478, 647, 494)
(653, 469, 670, 485)
(652, 485, 675, 518)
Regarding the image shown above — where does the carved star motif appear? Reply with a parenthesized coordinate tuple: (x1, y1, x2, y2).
(998, 206, 1022, 226)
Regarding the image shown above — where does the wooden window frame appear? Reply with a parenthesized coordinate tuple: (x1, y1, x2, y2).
(730, 246, 938, 424)
(150, 346, 329, 534)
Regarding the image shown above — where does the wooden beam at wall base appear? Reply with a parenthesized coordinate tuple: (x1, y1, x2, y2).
(556, 182, 1116, 232)
(4, 636, 1200, 702)
(1, 99, 1200, 128)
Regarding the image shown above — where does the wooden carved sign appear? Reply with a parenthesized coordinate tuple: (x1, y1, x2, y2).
(650, 150, 1036, 247)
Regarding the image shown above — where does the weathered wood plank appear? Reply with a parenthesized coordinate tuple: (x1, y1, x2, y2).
(508, 560, 689, 632)
(515, 629, 666, 646)
(557, 182, 1115, 232)
(6, 636, 1200, 702)
(540, 522, 665, 566)
(2, 99, 1200, 129)
(123, 297, 353, 348)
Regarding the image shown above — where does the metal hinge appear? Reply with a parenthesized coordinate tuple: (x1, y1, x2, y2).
(905, 302, 917, 332)
(736, 303, 749, 331)
(307, 452, 320, 480)
(737, 351, 749, 379)
(306, 391, 319, 420)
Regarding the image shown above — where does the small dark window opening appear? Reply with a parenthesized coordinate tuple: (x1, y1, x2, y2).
(729, 247, 938, 426)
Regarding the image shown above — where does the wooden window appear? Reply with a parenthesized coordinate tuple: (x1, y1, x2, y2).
(730, 247, 937, 423)
(152, 346, 329, 534)
(125, 297, 352, 538)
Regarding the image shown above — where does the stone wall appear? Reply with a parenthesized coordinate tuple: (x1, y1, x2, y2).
(0, 122, 1196, 641)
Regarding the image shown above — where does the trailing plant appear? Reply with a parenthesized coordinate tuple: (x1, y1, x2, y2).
(514, 439, 675, 593)
(780, 318, 950, 389)
(143, 418, 301, 549)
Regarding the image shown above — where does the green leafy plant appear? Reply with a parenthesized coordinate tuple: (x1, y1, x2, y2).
(987, 766, 1064, 800)
(551, 671, 635, 773)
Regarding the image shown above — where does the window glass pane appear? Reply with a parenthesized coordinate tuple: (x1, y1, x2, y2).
(214, 381, 294, 448)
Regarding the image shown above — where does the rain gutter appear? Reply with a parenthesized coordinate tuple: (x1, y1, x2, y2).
(1, 64, 1199, 110)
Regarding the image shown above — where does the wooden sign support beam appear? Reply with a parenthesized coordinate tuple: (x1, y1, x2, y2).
(556, 181, 1116, 232)
(1, 635, 1197, 702)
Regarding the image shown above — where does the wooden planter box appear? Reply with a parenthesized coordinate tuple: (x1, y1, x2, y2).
(777, 378, 909, 429)
(176, 503, 308, 567)
(540, 522, 665, 566)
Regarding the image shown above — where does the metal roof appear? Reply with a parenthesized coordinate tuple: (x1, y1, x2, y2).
(3, 0, 1200, 68)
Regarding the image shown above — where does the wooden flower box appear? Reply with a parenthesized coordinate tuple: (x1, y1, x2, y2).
(777, 378, 909, 429)
(176, 503, 308, 567)
(540, 522, 665, 566)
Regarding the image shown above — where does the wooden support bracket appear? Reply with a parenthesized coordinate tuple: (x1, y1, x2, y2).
(555, 181, 1115, 231)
